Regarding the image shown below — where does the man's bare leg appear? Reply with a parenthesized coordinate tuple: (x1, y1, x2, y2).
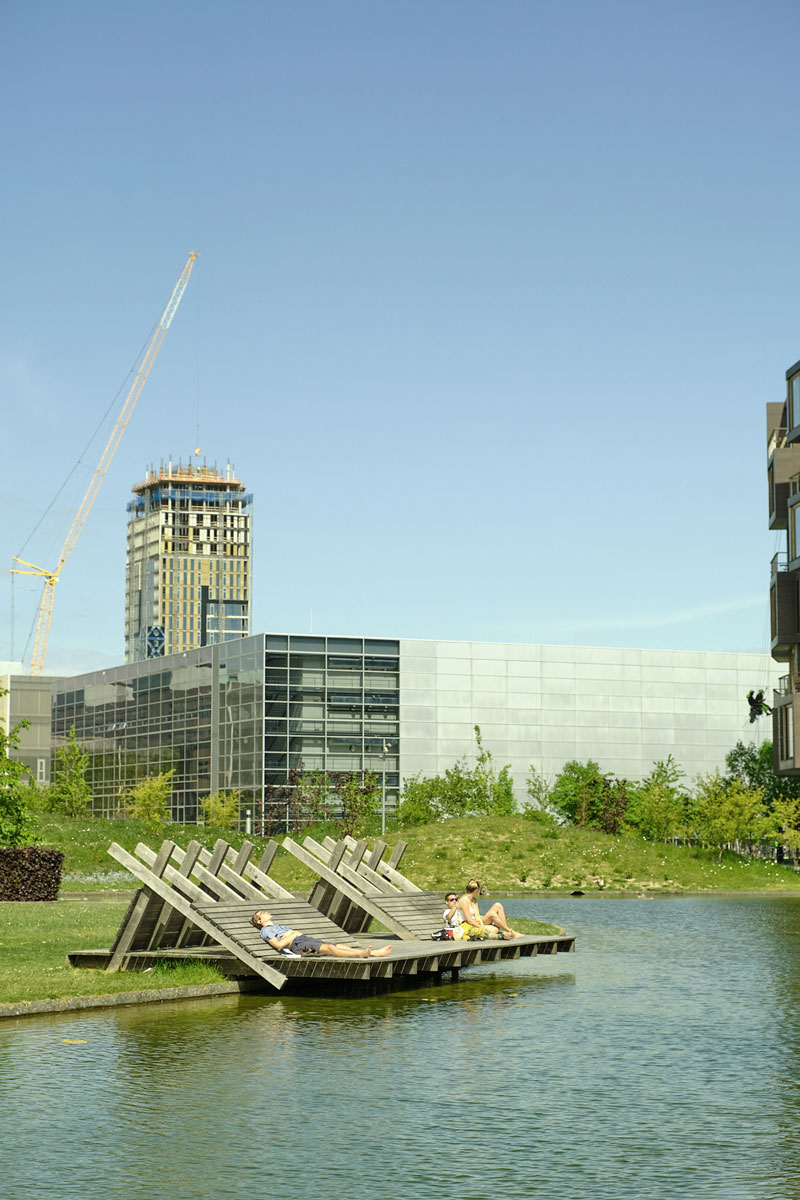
(320, 943, 393, 959)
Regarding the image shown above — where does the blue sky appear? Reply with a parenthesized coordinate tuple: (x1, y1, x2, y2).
(1, 0, 797, 675)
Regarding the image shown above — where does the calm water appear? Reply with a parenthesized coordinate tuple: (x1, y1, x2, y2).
(3, 896, 800, 1200)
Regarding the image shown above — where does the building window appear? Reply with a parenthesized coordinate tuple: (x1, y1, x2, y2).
(37, 758, 47, 783)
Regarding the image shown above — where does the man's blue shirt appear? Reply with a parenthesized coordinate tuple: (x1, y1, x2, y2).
(259, 922, 291, 943)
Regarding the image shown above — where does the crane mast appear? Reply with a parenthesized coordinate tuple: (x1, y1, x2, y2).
(12, 252, 198, 675)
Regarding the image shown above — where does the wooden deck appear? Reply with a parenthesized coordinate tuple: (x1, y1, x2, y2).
(67, 837, 574, 994)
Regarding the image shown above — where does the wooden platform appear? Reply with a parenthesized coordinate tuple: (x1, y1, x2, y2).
(67, 837, 574, 994)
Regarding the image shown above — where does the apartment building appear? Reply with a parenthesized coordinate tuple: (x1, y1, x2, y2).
(767, 360, 800, 771)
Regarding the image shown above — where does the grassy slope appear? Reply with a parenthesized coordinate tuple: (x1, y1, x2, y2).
(35, 810, 800, 896)
(395, 817, 800, 894)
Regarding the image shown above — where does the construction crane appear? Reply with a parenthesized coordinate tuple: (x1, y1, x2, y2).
(12, 252, 198, 675)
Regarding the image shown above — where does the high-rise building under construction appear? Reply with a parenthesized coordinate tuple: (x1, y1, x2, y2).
(124, 460, 252, 662)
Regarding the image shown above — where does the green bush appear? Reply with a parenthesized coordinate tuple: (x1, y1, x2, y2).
(49, 726, 92, 817)
(0, 700, 38, 848)
(125, 770, 175, 832)
(550, 760, 606, 826)
(398, 726, 517, 825)
(200, 789, 241, 830)
(626, 756, 687, 841)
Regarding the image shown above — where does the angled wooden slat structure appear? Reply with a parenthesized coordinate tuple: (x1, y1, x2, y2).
(287, 833, 445, 937)
(289, 834, 577, 948)
(103, 836, 292, 969)
(70, 836, 575, 993)
(287, 835, 515, 941)
(107, 842, 289, 990)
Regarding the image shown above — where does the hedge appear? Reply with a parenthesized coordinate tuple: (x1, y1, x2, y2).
(0, 848, 65, 901)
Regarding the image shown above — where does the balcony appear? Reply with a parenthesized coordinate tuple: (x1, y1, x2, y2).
(769, 451, 800, 529)
(768, 426, 787, 457)
(771, 552, 788, 581)
(770, 569, 800, 661)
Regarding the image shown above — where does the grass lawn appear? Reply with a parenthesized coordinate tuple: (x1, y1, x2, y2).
(0, 899, 226, 1005)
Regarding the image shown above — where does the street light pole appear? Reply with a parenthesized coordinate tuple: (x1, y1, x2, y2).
(381, 741, 389, 836)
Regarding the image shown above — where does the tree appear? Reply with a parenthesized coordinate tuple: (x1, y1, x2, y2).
(549, 760, 606, 827)
(200, 789, 241, 830)
(262, 767, 333, 835)
(626, 756, 687, 842)
(548, 759, 630, 832)
(330, 770, 380, 838)
(125, 770, 175, 833)
(473, 726, 516, 816)
(771, 796, 800, 868)
(724, 740, 800, 811)
(397, 727, 517, 826)
(49, 725, 92, 817)
(524, 766, 552, 813)
(689, 771, 769, 856)
(0, 702, 38, 848)
(596, 776, 630, 835)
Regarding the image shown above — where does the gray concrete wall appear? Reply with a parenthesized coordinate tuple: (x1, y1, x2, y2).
(398, 640, 778, 796)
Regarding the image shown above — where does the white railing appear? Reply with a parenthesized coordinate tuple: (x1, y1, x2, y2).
(769, 426, 787, 457)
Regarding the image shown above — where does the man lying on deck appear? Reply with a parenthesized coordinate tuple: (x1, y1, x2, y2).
(250, 911, 392, 960)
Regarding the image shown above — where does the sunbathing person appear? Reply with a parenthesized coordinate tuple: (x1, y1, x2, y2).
(456, 879, 522, 939)
(250, 910, 392, 960)
(442, 891, 464, 929)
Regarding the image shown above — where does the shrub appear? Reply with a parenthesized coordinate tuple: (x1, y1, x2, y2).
(549, 760, 605, 826)
(525, 766, 552, 813)
(49, 726, 92, 817)
(0, 700, 38, 848)
(548, 760, 630, 833)
(125, 770, 175, 833)
(200, 789, 241, 830)
(398, 726, 517, 825)
(263, 767, 333, 834)
(0, 847, 64, 900)
(627, 756, 687, 841)
(331, 770, 380, 838)
(688, 771, 768, 856)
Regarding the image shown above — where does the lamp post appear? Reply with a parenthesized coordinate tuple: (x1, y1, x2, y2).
(381, 741, 389, 836)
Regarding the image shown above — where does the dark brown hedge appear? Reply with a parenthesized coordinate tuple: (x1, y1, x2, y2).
(0, 848, 65, 901)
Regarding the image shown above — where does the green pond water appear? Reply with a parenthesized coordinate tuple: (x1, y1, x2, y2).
(2, 895, 800, 1200)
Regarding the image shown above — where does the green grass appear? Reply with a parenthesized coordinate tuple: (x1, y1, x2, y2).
(0, 899, 226, 1004)
(32, 810, 800, 896)
(391, 816, 800, 894)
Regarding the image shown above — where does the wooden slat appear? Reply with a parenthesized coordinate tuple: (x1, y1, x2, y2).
(283, 837, 417, 939)
(107, 843, 288, 990)
(105, 840, 175, 971)
(157, 840, 210, 949)
(367, 840, 387, 870)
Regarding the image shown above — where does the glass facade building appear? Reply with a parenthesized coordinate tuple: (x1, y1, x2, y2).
(52, 634, 399, 824)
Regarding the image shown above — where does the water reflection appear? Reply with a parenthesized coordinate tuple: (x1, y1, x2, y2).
(5, 899, 800, 1199)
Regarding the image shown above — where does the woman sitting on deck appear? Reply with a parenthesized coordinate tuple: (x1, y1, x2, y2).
(456, 879, 522, 940)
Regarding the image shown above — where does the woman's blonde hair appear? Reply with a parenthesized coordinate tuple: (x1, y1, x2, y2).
(465, 878, 480, 894)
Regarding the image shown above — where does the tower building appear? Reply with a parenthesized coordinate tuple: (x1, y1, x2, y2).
(125, 460, 252, 662)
